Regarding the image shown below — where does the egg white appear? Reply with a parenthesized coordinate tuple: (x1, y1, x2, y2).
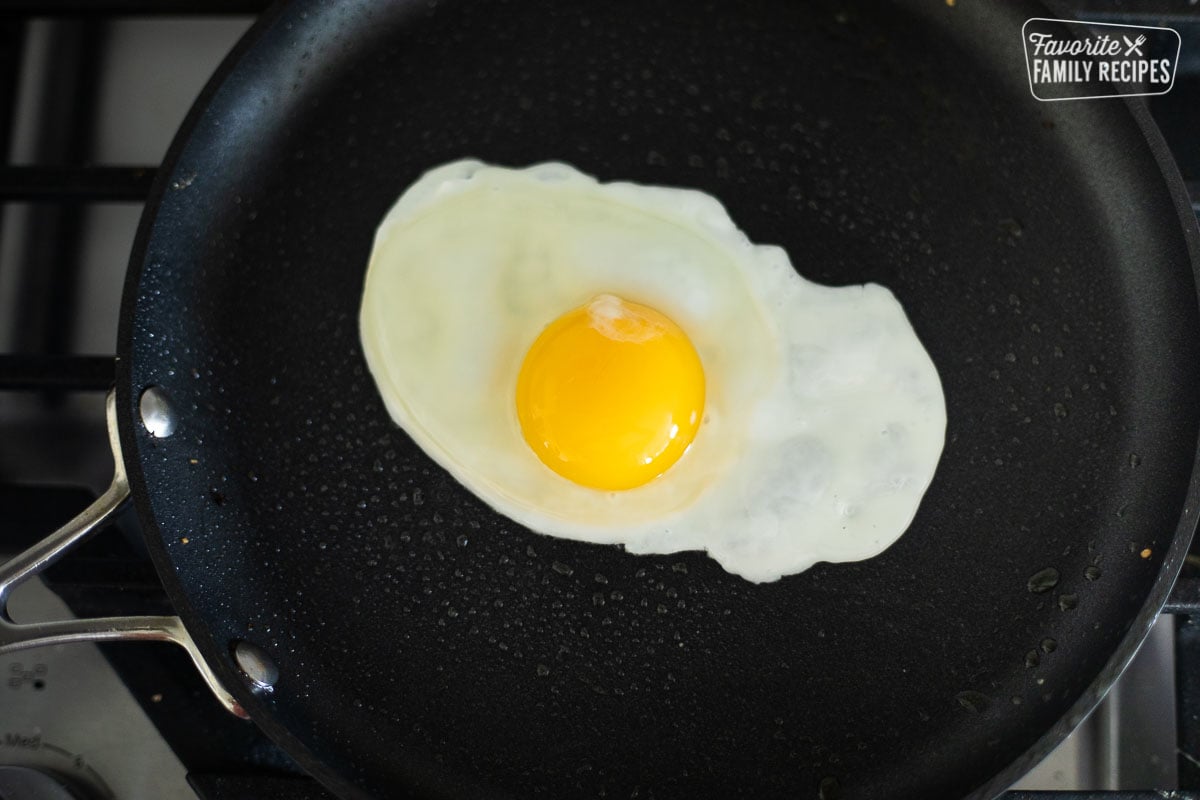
(360, 160, 946, 582)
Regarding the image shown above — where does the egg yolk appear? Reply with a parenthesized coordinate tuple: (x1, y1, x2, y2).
(515, 295, 705, 491)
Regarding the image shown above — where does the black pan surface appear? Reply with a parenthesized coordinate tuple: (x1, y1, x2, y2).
(117, 1, 1200, 798)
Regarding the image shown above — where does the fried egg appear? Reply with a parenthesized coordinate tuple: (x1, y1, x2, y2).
(359, 160, 945, 582)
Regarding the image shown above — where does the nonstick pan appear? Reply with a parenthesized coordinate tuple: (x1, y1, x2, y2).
(2, 0, 1199, 798)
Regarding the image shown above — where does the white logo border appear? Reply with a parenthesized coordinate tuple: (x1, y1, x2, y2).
(1022, 17, 1182, 102)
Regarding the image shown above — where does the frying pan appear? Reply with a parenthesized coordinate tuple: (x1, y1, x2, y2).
(2, 0, 1199, 798)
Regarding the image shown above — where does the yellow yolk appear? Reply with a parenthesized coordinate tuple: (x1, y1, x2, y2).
(516, 295, 705, 491)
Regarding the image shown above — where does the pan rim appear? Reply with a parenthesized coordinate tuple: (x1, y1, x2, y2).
(115, 2, 371, 799)
(962, 88, 1200, 800)
(115, 2, 1200, 799)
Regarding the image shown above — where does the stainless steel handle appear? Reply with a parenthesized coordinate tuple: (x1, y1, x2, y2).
(0, 390, 246, 718)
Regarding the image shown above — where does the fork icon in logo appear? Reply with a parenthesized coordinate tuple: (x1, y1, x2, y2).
(1123, 34, 1146, 56)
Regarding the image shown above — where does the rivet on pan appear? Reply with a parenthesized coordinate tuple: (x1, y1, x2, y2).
(139, 386, 178, 438)
(233, 640, 279, 692)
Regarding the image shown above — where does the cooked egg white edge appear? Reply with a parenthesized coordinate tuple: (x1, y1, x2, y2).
(360, 160, 947, 582)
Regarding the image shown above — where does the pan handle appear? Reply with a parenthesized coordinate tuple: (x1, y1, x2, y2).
(0, 390, 248, 719)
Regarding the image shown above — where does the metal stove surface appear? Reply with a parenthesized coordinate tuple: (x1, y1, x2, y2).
(3, 579, 189, 800)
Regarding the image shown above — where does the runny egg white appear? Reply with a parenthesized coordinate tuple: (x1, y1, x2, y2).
(359, 160, 946, 583)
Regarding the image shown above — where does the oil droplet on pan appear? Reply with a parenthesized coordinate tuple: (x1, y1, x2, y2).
(955, 691, 990, 713)
(1027, 567, 1059, 593)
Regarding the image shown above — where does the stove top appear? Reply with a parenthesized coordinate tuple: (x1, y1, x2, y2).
(1, 3, 1200, 799)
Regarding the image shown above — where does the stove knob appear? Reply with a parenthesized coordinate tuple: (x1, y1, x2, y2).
(0, 766, 89, 800)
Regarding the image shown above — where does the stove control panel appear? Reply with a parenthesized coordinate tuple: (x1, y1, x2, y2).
(1, 579, 192, 800)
